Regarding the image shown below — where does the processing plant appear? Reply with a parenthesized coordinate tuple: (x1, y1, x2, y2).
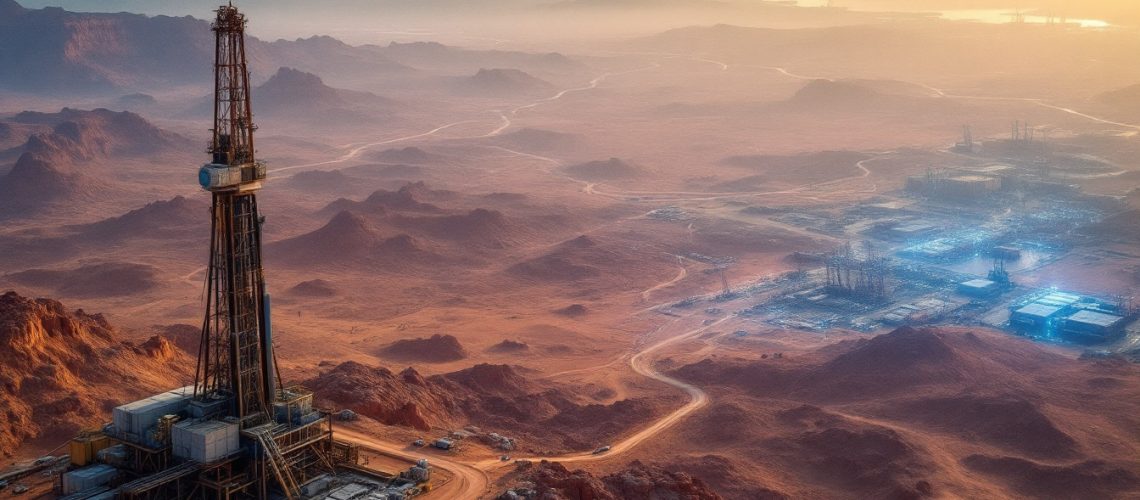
(56, 6, 430, 499)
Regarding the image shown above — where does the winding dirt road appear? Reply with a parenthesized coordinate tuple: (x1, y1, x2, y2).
(269, 120, 484, 176)
(470, 314, 729, 472)
(334, 427, 491, 500)
(640, 257, 688, 301)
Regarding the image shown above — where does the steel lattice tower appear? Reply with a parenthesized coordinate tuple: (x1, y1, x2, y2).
(89, 7, 352, 499)
(195, 4, 275, 426)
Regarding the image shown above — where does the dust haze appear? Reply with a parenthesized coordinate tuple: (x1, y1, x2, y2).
(2, 0, 1140, 498)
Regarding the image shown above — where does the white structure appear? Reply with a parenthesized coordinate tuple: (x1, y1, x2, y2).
(112, 386, 193, 441)
(171, 419, 240, 463)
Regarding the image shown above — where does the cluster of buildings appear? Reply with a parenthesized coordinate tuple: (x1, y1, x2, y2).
(1009, 291, 1132, 344)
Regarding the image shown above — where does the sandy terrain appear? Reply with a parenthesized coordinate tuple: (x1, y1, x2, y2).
(2, 2, 1140, 498)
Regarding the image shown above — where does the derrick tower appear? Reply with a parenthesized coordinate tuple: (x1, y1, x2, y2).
(195, 4, 275, 423)
(59, 6, 423, 499)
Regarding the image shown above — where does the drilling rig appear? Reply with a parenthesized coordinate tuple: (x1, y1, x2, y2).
(196, 0, 273, 430)
(57, 6, 387, 499)
(59, 6, 436, 498)
(186, 6, 336, 499)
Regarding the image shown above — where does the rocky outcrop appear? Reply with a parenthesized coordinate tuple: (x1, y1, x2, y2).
(0, 291, 191, 456)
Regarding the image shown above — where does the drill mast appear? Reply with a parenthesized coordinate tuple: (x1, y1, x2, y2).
(195, 4, 275, 426)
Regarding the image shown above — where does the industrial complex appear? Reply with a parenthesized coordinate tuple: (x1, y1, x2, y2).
(49, 6, 432, 500)
(726, 129, 1138, 348)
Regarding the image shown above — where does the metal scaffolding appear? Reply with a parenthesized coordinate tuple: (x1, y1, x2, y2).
(824, 241, 890, 302)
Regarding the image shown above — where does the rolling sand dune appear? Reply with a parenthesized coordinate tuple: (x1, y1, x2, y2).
(717, 151, 869, 187)
(961, 454, 1139, 499)
(553, 303, 589, 317)
(508, 235, 607, 282)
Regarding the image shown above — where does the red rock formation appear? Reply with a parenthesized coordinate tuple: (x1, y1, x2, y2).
(0, 291, 191, 456)
(500, 460, 722, 500)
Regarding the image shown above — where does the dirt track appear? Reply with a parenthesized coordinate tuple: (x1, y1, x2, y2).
(334, 427, 492, 500)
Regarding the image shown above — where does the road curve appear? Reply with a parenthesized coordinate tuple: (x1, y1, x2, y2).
(561, 315, 727, 463)
(640, 259, 688, 301)
(334, 427, 490, 500)
(333, 311, 730, 500)
(476, 315, 731, 470)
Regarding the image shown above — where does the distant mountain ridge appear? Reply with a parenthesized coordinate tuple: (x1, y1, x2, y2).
(455, 68, 554, 97)
(379, 41, 583, 74)
(253, 67, 396, 122)
(0, 108, 185, 216)
(0, 1, 408, 93)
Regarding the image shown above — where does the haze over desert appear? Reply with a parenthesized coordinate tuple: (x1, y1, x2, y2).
(1, 1, 1139, 499)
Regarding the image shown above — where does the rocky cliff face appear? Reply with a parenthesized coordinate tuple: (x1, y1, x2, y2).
(307, 361, 679, 453)
(0, 291, 192, 456)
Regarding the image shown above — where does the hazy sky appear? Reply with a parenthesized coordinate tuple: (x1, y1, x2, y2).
(12, 0, 1140, 45)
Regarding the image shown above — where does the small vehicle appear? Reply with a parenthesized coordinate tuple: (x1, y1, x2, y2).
(500, 455, 510, 461)
(12, 484, 28, 494)
(412, 439, 426, 447)
(591, 445, 611, 455)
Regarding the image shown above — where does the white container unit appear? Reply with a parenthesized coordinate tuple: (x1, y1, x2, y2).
(171, 419, 240, 463)
(61, 464, 118, 494)
(111, 386, 193, 440)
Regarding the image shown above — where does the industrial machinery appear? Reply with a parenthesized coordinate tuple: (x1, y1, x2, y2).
(55, 6, 419, 499)
(824, 241, 890, 303)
